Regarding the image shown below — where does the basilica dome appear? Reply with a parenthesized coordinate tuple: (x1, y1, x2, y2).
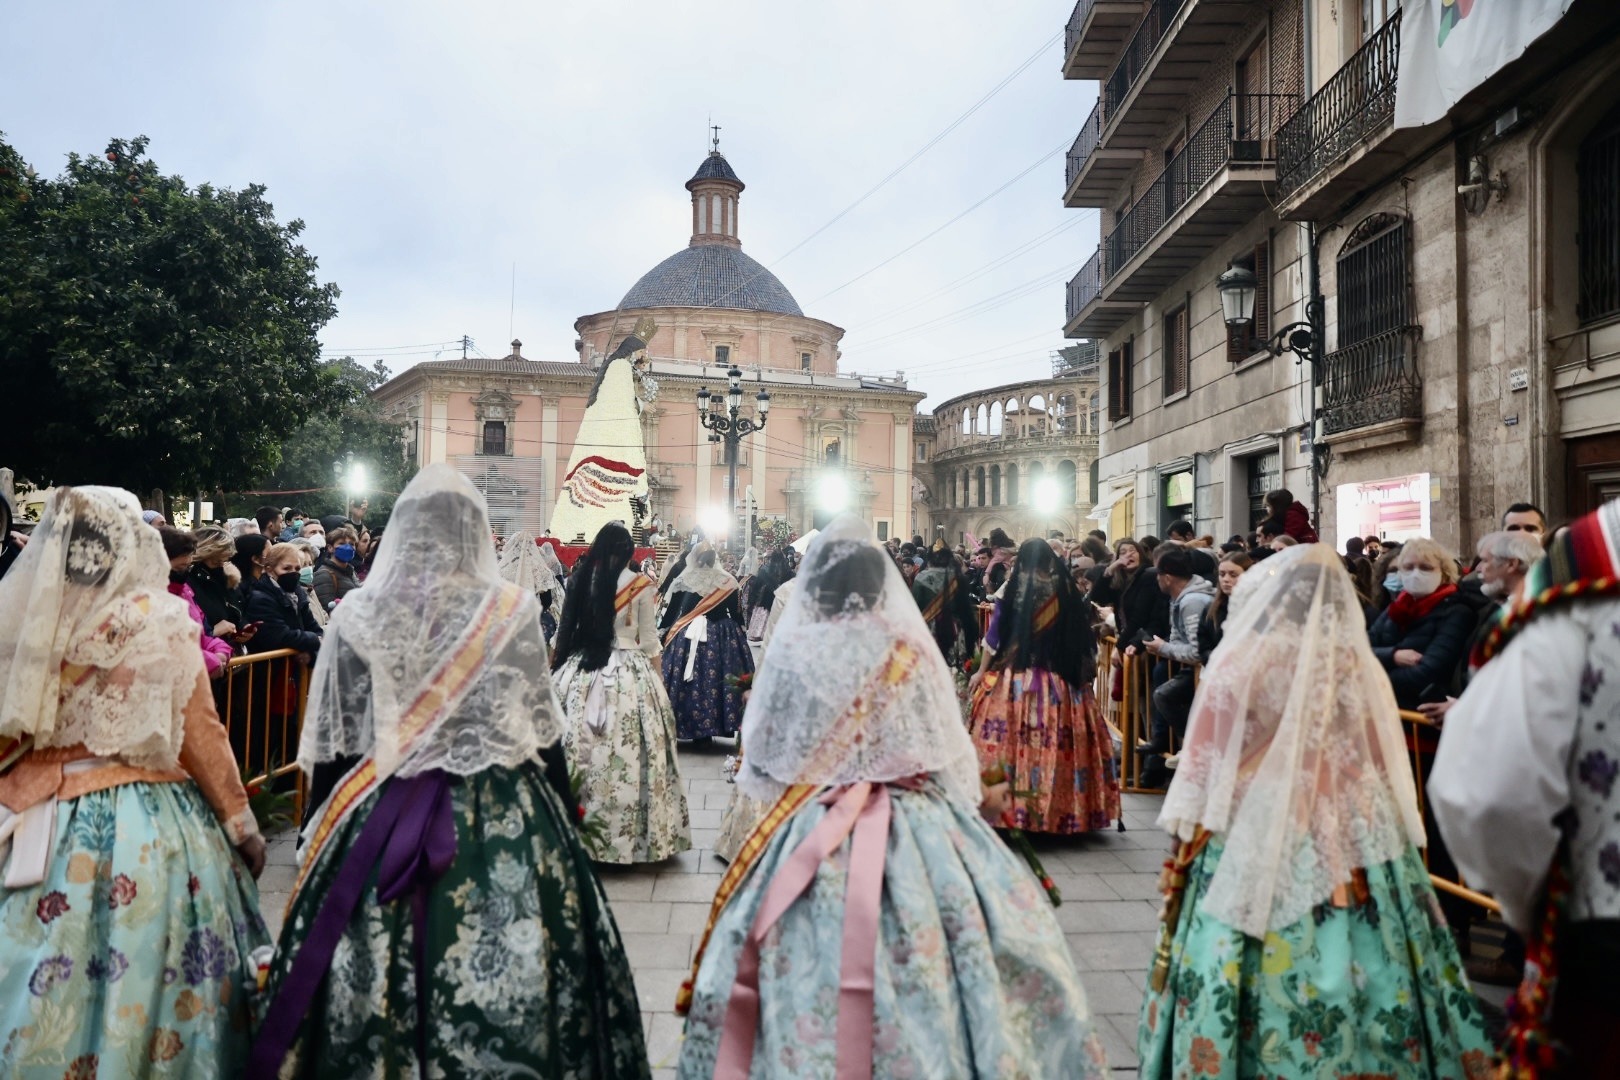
(618, 245, 803, 317)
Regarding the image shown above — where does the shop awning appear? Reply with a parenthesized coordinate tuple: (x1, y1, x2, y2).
(1087, 486, 1133, 521)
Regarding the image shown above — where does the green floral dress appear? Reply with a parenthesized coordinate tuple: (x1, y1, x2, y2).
(1138, 836, 1495, 1080)
(262, 762, 649, 1078)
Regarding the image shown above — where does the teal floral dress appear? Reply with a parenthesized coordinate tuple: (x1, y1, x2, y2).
(679, 780, 1111, 1078)
(1137, 835, 1495, 1079)
(0, 781, 268, 1079)
(261, 762, 649, 1078)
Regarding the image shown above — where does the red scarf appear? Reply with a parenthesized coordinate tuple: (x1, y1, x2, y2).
(1383, 582, 1457, 630)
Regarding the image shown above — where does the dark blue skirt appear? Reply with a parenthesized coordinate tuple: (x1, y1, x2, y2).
(661, 618, 754, 739)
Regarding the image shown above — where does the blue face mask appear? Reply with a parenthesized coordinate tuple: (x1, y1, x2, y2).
(334, 543, 357, 564)
(1383, 573, 1402, 593)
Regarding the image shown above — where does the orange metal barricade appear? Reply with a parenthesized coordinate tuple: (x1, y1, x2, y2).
(1113, 649, 1198, 794)
(216, 648, 308, 824)
(1399, 709, 1501, 915)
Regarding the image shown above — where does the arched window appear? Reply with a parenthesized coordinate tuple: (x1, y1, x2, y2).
(961, 408, 971, 435)
(948, 472, 956, 508)
(975, 466, 986, 506)
(975, 403, 989, 435)
(1055, 393, 1076, 435)
(990, 465, 1002, 506)
(1028, 459, 1045, 501)
(1005, 462, 1019, 505)
(990, 401, 1003, 436)
(1087, 390, 1100, 434)
(1028, 394, 1047, 414)
(1058, 460, 1078, 506)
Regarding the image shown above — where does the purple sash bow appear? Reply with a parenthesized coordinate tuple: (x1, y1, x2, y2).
(249, 769, 457, 1078)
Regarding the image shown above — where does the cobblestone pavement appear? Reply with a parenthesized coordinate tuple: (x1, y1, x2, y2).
(262, 743, 1168, 1076)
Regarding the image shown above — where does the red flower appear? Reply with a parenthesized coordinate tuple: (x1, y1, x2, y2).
(245, 783, 262, 798)
(107, 874, 137, 909)
(65, 1054, 98, 1080)
(36, 891, 70, 924)
(576, 805, 586, 821)
(1189, 1036, 1222, 1075)
(187, 874, 200, 897)
(1303, 1031, 1323, 1057)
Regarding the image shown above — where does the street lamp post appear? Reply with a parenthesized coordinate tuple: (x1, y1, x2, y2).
(697, 365, 769, 548)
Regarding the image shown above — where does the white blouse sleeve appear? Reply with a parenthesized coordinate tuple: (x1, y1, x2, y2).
(1429, 610, 1585, 934)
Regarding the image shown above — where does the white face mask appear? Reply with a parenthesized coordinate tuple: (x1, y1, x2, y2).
(1398, 567, 1442, 598)
(307, 533, 326, 551)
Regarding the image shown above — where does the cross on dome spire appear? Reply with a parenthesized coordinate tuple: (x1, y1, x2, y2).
(710, 122, 721, 153)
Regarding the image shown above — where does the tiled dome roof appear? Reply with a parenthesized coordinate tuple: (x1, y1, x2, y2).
(618, 245, 803, 316)
(687, 152, 744, 190)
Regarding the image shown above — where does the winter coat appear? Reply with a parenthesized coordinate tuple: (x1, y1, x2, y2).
(244, 573, 323, 657)
(312, 559, 360, 613)
(1159, 576, 1217, 664)
(187, 563, 244, 634)
(1089, 567, 1170, 651)
(1197, 602, 1227, 664)
(167, 580, 235, 677)
(1367, 591, 1476, 710)
(1281, 501, 1319, 544)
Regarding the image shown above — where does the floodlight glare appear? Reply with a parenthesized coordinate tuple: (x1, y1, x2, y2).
(1033, 476, 1060, 516)
(817, 473, 849, 514)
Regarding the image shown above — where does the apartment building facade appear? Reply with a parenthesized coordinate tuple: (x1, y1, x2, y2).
(1064, 0, 1620, 551)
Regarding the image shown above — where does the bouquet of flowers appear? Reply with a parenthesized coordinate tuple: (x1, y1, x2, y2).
(724, 671, 754, 696)
(981, 764, 1061, 906)
(241, 762, 297, 834)
(962, 655, 978, 678)
(568, 769, 610, 852)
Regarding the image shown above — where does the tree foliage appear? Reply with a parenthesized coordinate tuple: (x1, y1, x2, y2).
(0, 134, 343, 494)
(249, 356, 414, 522)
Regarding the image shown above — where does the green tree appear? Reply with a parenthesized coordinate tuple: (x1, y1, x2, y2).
(0, 134, 342, 495)
(249, 356, 414, 522)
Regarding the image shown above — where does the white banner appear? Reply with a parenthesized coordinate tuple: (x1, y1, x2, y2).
(1394, 0, 1573, 130)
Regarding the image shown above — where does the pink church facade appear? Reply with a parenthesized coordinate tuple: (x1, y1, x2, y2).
(373, 148, 927, 544)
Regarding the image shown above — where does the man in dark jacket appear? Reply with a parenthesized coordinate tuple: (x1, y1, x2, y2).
(1165, 521, 1217, 584)
(245, 544, 323, 659)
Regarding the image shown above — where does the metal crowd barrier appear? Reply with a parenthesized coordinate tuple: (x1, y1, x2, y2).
(1401, 709, 1502, 916)
(215, 648, 308, 824)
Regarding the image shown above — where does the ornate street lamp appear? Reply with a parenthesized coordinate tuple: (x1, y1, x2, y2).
(697, 364, 769, 548)
(1217, 262, 1320, 365)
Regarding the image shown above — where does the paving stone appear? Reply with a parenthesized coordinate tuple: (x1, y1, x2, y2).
(1065, 930, 1158, 973)
(620, 932, 694, 970)
(1082, 969, 1147, 1016)
(632, 967, 689, 1015)
(1100, 872, 1163, 901)
(1102, 1014, 1143, 1070)
(1047, 873, 1126, 902)
(645, 1012, 687, 1072)
(597, 871, 657, 902)
(1057, 899, 1162, 934)
(667, 901, 713, 935)
(687, 808, 724, 829)
(608, 900, 672, 934)
(650, 874, 724, 903)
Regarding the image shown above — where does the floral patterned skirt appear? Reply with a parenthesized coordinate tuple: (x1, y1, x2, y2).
(261, 762, 650, 1078)
(969, 668, 1121, 834)
(1137, 835, 1495, 1080)
(556, 648, 692, 864)
(661, 619, 754, 740)
(678, 782, 1111, 1078)
(712, 786, 769, 863)
(0, 780, 268, 1079)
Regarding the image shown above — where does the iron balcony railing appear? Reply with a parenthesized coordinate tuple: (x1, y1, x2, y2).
(1065, 0, 1100, 58)
(1103, 0, 1189, 118)
(1066, 101, 1104, 190)
(1103, 92, 1295, 278)
(1276, 9, 1401, 199)
(1321, 325, 1423, 436)
(1067, 250, 1104, 324)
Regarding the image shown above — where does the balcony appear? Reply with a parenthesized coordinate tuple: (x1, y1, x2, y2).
(1064, 100, 1144, 207)
(1274, 11, 1429, 219)
(1065, 250, 1138, 338)
(1062, 0, 1144, 82)
(1320, 326, 1424, 446)
(1100, 0, 1258, 150)
(1105, 92, 1292, 304)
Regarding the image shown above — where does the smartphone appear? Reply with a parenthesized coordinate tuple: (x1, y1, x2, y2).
(1418, 683, 1448, 704)
(245, 621, 264, 632)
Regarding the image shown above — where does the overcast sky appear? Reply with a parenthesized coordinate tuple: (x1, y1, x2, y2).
(4, 1, 1100, 410)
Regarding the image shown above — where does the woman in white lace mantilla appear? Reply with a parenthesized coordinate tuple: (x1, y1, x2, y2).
(1136, 543, 1492, 1079)
(249, 465, 649, 1079)
(658, 542, 755, 742)
(498, 529, 560, 641)
(552, 522, 692, 865)
(0, 486, 269, 1077)
(676, 515, 1110, 1079)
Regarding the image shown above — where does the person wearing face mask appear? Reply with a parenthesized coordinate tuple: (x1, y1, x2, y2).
(160, 526, 235, 678)
(1368, 537, 1475, 711)
(244, 541, 323, 660)
(312, 526, 362, 613)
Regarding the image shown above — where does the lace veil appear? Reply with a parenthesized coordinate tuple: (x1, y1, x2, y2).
(1157, 543, 1425, 937)
(668, 544, 737, 598)
(736, 514, 980, 808)
(0, 486, 199, 767)
(297, 464, 564, 783)
(498, 530, 558, 598)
